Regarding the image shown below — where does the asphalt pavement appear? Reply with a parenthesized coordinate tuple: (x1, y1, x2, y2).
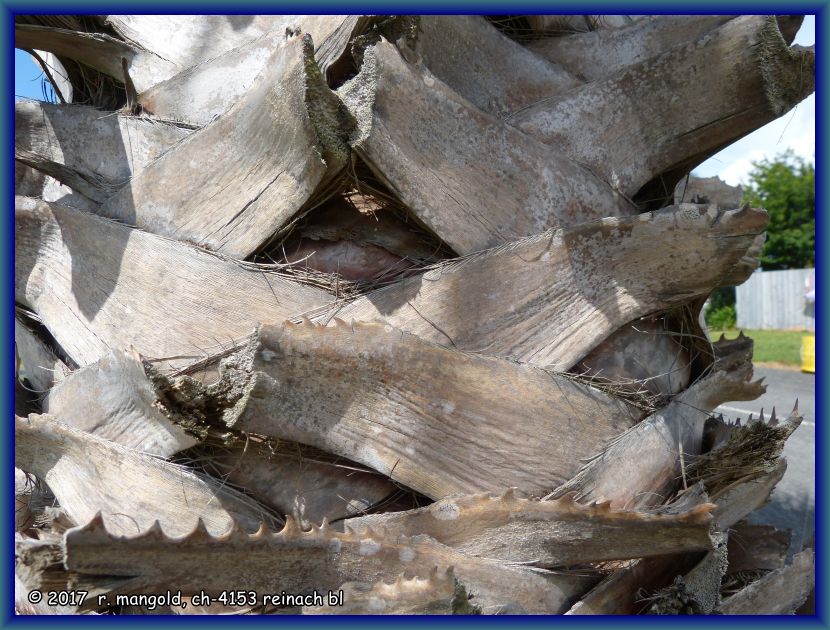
(715, 366, 815, 555)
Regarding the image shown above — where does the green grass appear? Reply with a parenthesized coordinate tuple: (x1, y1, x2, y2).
(708, 328, 812, 366)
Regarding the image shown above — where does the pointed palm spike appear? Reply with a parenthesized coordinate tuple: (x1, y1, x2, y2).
(501, 487, 517, 501)
(141, 520, 165, 540)
(83, 510, 107, 534)
(222, 518, 248, 542)
(280, 515, 300, 537)
(594, 499, 613, 512)
(332, 317, 348, 328)
(558, 492, 578, 506)
(252, 521, 272, 539)
(185, 517, 211, 542)
(783, 400, 803, 428)
(759, 408, 765, 423)
(683, 503, 716, 523)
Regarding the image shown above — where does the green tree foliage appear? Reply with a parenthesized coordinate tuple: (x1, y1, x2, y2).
(742, 151, 815, 270)
(704, 286, 737, 328)
(705, 304, 737, 330)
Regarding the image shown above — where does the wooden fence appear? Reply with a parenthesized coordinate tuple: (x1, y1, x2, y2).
(736, 268, 815, 331)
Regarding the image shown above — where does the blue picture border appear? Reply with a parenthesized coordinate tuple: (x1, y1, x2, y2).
(1, 1, 825, 627)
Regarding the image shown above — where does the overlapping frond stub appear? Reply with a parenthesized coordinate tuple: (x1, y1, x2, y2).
(14, 12, 813, 616)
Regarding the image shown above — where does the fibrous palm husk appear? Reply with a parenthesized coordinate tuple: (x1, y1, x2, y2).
(724, 522, 790, 576)
(346, 489, 716, 567)
(674, 175, 744, 208)
(15, 196, 332, 370)
(409, 15, 580, 118)
(717, 549, 814, 614)
(15, 100, 191, 203)
(303, 568, 462, 614)
(339, 38, 635, 255)
(549, 337, 769, 510)
(170, 319, 643, 498)
(15, 413, 281, 537)
(54, 513, 598, 614)
(39, 348, 398, 527)
(138, 16, 367, 125)
(204, 445, 398, 528)
(14, 13, 814, 616)
(15, 310, 71, 395)
(44, 350, 199, 457)
(95, 34, 349, 257)
(527, 16, 734, 82)
(315, 205, 766, 371)
(510, 16, 815, 201)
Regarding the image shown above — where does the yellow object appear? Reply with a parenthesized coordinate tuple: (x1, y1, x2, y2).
(801, 335, 815, 373)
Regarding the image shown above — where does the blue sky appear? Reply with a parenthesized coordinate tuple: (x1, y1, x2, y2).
(14, 15, 816, 187)
(14, 48, 50, 101)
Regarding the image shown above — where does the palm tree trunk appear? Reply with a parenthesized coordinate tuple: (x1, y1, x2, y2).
(14, 14, 814, 615)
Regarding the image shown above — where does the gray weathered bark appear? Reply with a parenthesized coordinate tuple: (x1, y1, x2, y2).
(14, 13, 814, 616)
